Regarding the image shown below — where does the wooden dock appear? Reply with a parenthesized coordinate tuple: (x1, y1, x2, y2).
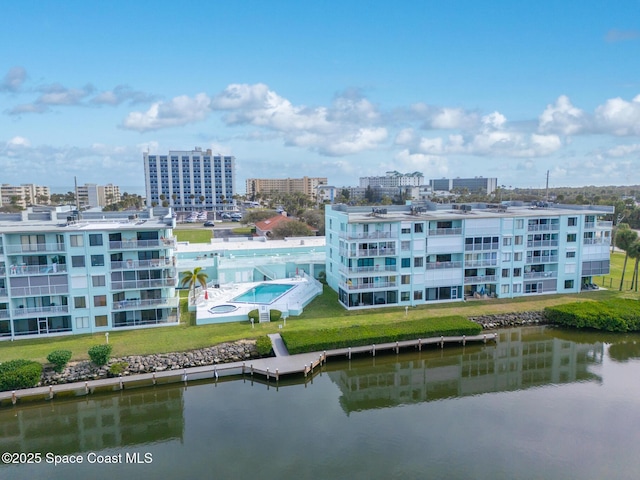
(0, 332, 497, 406)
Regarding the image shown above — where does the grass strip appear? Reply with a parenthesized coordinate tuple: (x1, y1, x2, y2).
(281, 315, 481, 354)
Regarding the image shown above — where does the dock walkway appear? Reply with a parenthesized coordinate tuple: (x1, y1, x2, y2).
(0, 332, 497, 405)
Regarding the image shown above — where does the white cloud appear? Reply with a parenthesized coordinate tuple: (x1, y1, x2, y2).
(594, 95, 640, 136)
(538, 95, 587, 135)
(122, 93, 212, 131)
(0, 66, 27, 92)
(92, 85, 157, 106)
(603, 143, 640, 157)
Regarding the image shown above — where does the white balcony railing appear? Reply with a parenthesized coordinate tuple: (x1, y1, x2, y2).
(425, 261, 463, 270)
(339, 265, 398, 274)
(583, 238, 610, 245)
(5, 243, 65, 254)
(339, 231, 398, 240)
(526, 240, 559, 248)
(527, 224, 560, 232)
(465, 259, 498, 267)
(110, 258, 174, 270)
(12, 305, 70, 318)
(427, 228, 463, 236)
(112, 297, 179, 310)
(341, 281, 398, 290)
(524, 271, 557, 279)
(108, 237, 176, 250)
(8, 264, 68, 276)
(464, 275, 497, 284)
(110, 278, 177, 290)
(525, 255, 559, 264)
(10, 285, 69, 297)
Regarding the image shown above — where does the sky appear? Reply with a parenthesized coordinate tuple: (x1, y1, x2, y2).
(1, 0, 640, 194)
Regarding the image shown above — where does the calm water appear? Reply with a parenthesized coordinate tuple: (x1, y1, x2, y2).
(232, 283, 295, 303)
(2, 326, 640, 480)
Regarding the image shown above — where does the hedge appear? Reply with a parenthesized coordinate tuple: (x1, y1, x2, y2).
(281, 316, 481, 354)
(545, 299, 640, 332)
(0, 359, 43, 391)
(255, 336, 273, 356)
(248, 309, 282, 322)
(47, 350, 72, 373)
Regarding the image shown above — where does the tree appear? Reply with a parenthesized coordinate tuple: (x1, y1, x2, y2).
(242, 208, 278, 224)
(180, 267, 208, 302)
(271, 220, 313, 239)
(298, 209, 325, 235)
(628, 239, 640, 292)
(615, 225, 638, 291)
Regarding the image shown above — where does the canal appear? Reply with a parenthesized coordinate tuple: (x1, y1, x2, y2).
(1, 325, 640, 479)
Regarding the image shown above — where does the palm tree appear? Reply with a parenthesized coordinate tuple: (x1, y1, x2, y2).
(615, 225, 638, 291)
(180, 267, 208, 302)
(627, 239, 640, 292)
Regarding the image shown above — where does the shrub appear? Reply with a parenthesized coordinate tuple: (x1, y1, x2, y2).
(281, 316, 481, 354)
(88, 344, 113, 366)
(545, 299, 640, 332)
(270, 309, 282, 322)
(108, 362, 129, 377)
(255, 336, 273, 356)
(47, 350, 72, 373)
(248, 309, 259, 322)
(0, 359, 43, 391)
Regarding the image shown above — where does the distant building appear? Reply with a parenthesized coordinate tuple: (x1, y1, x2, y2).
(360, 171, 424, 188)
(315, 185, 337, 203)
(0, 184, 50, 208)
(430, 177, 497, 195)
(144, 148, 236, 212)
(76, 183, 121, 208)
(254, 215, 294, 237)
(245, 177, 327, 200)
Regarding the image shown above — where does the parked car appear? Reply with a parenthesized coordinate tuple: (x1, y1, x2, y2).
(204, 221, 215, 227)
(221, 213, 231, 219)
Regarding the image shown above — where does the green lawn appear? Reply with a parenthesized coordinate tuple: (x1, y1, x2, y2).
(174, 228, 213, 243)
(595, 251, 640, 297)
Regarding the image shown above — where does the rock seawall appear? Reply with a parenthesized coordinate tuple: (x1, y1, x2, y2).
(469, 311, 548, 329)
(42, 340, 260, 386)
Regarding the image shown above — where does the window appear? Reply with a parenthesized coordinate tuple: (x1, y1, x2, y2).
(568, 217, 577, 226)
(74, 296, 86, 309)
(513, 284, 522, 293)
(501, 285, 510, 294)
(515, 219, 524, 229)
(514, 236, 523, 245)
(513, 268, 522, 277)
(503, 237, 512, 246)
(413, 290, 423, 300)
(94, 315, 108, 327)
(401, 275, 411, 284)
(502, 268, 510, 278)
(89, 234, 103, 246)
(76, 316, 89, 329)
(400, 291, 410, 301)
(93, 295, 107, 307)
(401, 227, 411, 234)
(401, 241, 411, 251)
(567, 233, 577, 242)
(414, 257, 423, 267)
(502, 252, 512, 262)
(514, 252, 523, 262)
(70, 235, 84, 247)
(401, 258, 411, 268)
(564, 280, 574, 289)
(414, 223, 424, 233)
(72, 255, 85, 267)
(566, 251, 576, 258)
(91, 255, 104, 267)
(92, 275, 106, 287)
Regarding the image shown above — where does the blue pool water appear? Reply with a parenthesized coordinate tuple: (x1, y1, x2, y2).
(232, 283, 295, 304)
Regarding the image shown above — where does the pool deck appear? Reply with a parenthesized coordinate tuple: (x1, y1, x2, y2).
(0, 332, 497, 405)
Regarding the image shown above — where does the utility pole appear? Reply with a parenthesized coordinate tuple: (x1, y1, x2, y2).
(545, 170, 549, 203)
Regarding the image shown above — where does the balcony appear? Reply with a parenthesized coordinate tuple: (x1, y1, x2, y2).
(597, 220, 613, 228)
(465, 259, 498, 267)
(10, 285, 69, 296)
(341, 281, 398, 291)
(0, 287, 7, 298)
(583, 238, 610, 245)
(8, 264, 68, 276)
(110, 258, 174, 270)
(525, 255, 559, 264)
(427, 228, 463, 236)
(108, 237, 176, 250)
(464, 243, 499, 251)
(112, 297, 179, 310)
(527, 240, 559, 248)
(339, 231, 398, 240)
(464, 275, 497, 284)
(12, 305, 70, 318)
(110, 278, 177, 290)
(339, 265, 398, 274)
(0, 310, 8, 319)
(524, 271, 557, 279)
(343, 248, 397, 258)
(5, 243, 65, 254)
(584, 222, 595, 229)
(425, 261, 463, 270)
(527, 224, 560, 232)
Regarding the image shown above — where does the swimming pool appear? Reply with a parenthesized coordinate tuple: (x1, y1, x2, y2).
(208, 305, 239, 314)
(232, 283, 296, 304)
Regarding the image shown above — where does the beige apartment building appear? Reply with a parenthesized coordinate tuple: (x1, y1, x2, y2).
(0, 184, 50, 208)
(76, 183, 121, 208)
(246, 177, 328, 199)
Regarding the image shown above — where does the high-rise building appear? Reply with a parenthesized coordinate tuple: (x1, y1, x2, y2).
(76, 183, 121, 208)
(430, 177, 498, 195)
(144, 148, 236, 212)
(359, 171, 424, 188)
(0, 184, 50, 208)
(245, 177, 327, 200)
(0, 207, 178, 339)
(325, 202, 612, 309)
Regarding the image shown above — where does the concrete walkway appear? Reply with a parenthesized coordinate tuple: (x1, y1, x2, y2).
(268, 333, 290, 357)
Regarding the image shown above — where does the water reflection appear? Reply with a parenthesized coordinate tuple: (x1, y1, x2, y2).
(0, 387, 184, 455)
(328, 326, 603, 413)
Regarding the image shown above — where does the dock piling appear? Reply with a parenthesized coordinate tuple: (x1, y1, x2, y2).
(12, 391, 16, 405)
(85, 381, 89, 394)
(418, 338, 422, 351)
(372, 344, 376, 357)
(152, 373, 156, 385)
(49, 386, 53, 400)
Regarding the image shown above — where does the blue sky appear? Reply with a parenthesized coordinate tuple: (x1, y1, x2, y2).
(1, 0, 640, 193)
